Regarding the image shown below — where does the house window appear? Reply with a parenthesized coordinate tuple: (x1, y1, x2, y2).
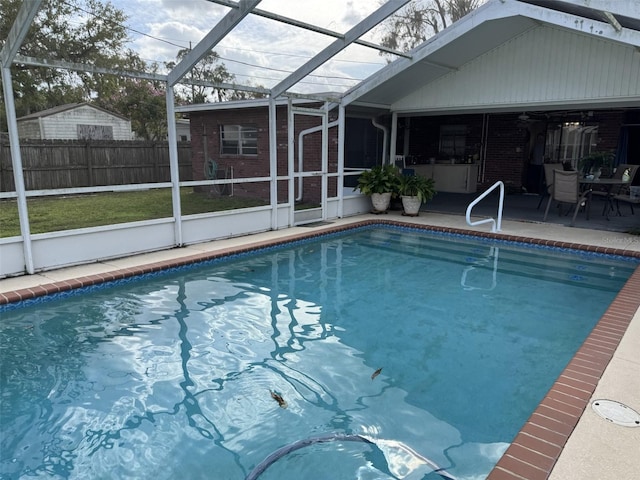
(439, 125, 466, 158)
(78, 124, 113, 140)
(546, 122, 598, 169)
(220, 125, 258, 155)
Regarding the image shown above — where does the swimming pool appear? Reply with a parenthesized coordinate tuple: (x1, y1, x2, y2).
(1, 224, 638, 480)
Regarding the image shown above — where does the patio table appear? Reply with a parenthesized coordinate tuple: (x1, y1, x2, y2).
(579, 177, 631, 219)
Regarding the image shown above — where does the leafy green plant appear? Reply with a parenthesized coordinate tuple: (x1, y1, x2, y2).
(578, 151, 614, 175)
(397, 173, 436, 203)
(355, 164, 400, 195)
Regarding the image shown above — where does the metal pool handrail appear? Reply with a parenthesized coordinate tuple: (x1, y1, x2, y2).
(466, 180, 504, 232)
(461, 246, 500, 291)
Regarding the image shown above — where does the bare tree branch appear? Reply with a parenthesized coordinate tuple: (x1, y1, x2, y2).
(379, 0, 485, 56)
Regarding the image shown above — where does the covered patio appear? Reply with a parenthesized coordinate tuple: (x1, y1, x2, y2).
(423, 191, 640, 233)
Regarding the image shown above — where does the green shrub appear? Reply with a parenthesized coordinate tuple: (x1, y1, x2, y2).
(355, 164, 400, 195)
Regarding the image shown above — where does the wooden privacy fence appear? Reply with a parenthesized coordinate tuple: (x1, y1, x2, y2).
(0, 138, 192, 192)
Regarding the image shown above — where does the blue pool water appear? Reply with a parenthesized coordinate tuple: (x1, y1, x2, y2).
(1, 226, 638, 480)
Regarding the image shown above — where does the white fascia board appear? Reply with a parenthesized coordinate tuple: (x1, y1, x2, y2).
(348, 100, 392, 110)
(512, 0, 640, 47)
(342, 0, 640, 107)
(342, 0, 508, 106)
(175, 97, 311, 113)
(552, 0, 640, 19)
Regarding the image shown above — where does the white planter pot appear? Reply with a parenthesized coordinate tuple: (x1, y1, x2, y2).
(371, 192, 392, 212)
(401, 195, 422, 216)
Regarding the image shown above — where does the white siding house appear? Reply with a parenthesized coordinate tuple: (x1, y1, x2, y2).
(16, 103, 134, 140)
(175, 119, 191, 142)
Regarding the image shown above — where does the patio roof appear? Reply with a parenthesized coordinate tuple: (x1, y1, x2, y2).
(343, 0, 640, 111)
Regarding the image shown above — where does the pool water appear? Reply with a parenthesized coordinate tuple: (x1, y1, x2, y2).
(1, 226, 637, 480)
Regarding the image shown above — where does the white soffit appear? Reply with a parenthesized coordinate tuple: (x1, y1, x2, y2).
(392, 23, 640, 113)
(343, 0, 640, 109)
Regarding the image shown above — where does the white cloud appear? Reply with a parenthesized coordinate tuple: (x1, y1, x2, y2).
(111, 0, 393, 93)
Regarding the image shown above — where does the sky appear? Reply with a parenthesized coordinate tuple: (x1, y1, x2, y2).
(106, 0, 397, 95)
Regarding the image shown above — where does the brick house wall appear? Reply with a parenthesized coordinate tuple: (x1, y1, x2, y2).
(404, 114, 484, 165)
(403, 110, 625, 192)
(483, 114, 530, 191)
(189, 106, 627, 200)
(404, 113, 526, 191)
(190, 104, 338, 204)
(593, 111, 624, 154)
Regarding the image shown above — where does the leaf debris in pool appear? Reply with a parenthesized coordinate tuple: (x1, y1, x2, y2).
(270, 390, 287, 408)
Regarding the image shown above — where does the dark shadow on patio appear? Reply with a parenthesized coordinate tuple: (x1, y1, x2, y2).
(421, 191, 640, 233)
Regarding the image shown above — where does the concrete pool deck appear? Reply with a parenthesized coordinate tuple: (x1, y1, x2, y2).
(1, 211, 639, 480)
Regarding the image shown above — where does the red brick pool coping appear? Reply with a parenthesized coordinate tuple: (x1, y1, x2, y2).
(2, 219, 639, 480)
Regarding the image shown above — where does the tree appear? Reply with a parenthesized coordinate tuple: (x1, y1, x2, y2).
(0, 0, 150, 133)
(97, 71, 169, 141)
(166, 49, 237, 104)
(1, 0, 264, 137)
(0, 0, 199, 139)
(379, 0, 485, 54)
(166, 49, 267, 104)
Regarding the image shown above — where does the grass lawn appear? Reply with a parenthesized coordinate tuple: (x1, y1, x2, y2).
(0, 188, 268, 238)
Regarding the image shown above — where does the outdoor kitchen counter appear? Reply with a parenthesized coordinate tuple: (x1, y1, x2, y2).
(412, 163, 478, 193)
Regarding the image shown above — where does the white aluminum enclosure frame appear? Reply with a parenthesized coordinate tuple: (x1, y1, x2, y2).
(0, 0, 407, 277)
(2, 0, 640, 277)
(289, 101, 329, 226)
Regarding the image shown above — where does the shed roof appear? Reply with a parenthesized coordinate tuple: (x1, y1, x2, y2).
(17, 103, 130, 122)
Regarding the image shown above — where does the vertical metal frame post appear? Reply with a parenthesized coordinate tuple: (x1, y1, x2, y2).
(1, 0, 46, 275)
(337, 103, 346, 217)
(287, 98, 295, 226)
(268, 98, 278, 230)
(2, 66, 34, 273)
(321, 102, 329, 221)
(165, 86, 183, 246)
(389, 111, 398, 166)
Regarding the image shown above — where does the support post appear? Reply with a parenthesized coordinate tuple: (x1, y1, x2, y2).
(2, 66, 34, 274)
(389, 112, 398, 166)
(268, 98, 278, 230)
(165, 86, 183, 246)
(321, 103, 329, 221)
(287, 98, 295, 226)
(337, 103, 345, 218)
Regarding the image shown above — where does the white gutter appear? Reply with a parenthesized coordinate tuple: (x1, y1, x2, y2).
(371, 117, 389, 165)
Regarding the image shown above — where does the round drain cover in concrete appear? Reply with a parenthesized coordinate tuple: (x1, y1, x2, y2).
(591, 399, 640, 427)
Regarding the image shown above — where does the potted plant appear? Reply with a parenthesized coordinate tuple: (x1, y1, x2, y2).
(355, 164, 400, 212)
(397, 173, 436, 216)
(578, 151, 614, 178)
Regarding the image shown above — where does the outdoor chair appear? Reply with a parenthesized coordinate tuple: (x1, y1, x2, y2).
(591, 164, 639, 216)
(613, 183, 640, 216)
(543, 170, 592, 226)
(536, 163, 562, 210)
